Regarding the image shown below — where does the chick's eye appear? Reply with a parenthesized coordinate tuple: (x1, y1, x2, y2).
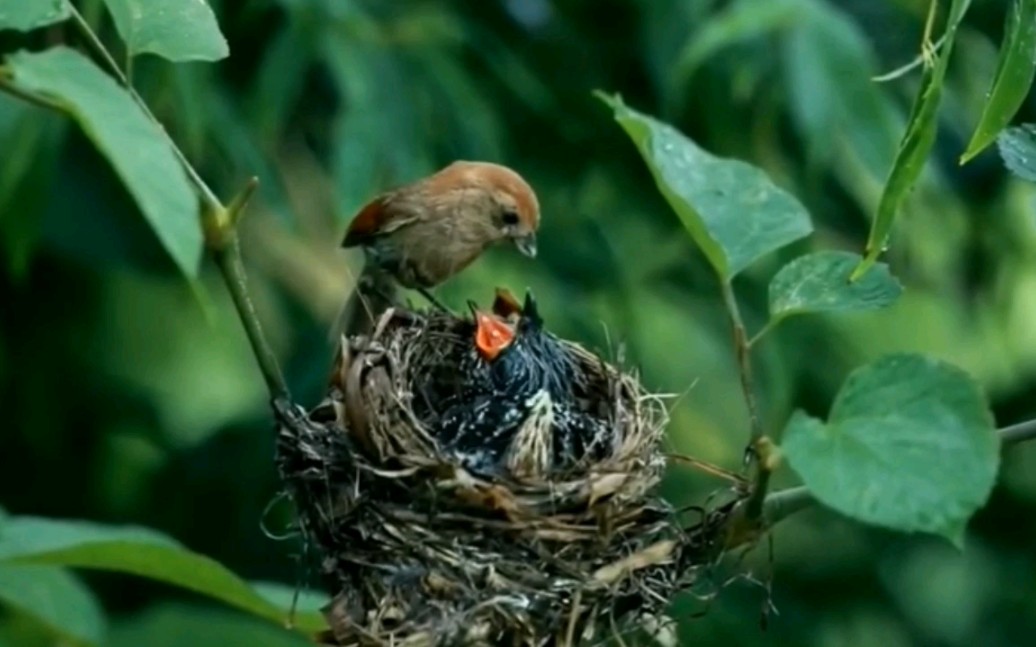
(502, 210, 520, 226)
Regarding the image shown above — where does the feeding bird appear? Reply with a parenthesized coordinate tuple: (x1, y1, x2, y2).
(337, 161, 540, 337)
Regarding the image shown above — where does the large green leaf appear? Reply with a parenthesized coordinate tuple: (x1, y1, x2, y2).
(855, 0, 973, 279)
(0, 516, 327, 634)
(0, 0, 69, 31)
(102, 0, 229, 62)
(110, 604, 313, 647)
(960, 0, 1036, 163)
(0, 565, 106, 646)
(997, 123, 1036, 182)
(597, 92, 813, 280)
(769, 251, 902, 320)
(782, 353, 998, 544)
(4, 47, 202, 277)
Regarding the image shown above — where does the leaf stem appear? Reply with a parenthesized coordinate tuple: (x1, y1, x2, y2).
(125, 51, 134, 87)
(871, 33, 948, 83)
(67, 4, 221, 211)
(747, 318, 779, 349)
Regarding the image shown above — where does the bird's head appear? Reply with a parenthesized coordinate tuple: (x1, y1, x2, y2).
(442, 161, 539, 258)
(515, 290, 544, 334)
(491, 287, 523, 322)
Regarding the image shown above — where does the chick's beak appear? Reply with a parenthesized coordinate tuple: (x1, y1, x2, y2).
(514, 233, 537, 258)
(474, 310, 516, 362)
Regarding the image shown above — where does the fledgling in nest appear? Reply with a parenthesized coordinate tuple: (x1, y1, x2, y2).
(436, 291, 611, 478)
(274, 290, 748, 646)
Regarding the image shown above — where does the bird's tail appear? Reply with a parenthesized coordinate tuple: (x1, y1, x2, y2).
(332, 265, 398, 341)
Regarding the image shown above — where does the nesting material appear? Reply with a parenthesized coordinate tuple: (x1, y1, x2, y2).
(275, 299, 737, 646)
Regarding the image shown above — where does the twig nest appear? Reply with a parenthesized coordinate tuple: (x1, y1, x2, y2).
(276, 295, 730, 646)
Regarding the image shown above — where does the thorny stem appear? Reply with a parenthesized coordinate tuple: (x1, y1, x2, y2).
(719, 280, 771, 520)
(761, 417, 1036, 528)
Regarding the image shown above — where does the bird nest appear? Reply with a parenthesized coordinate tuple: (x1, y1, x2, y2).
(274, 293, 747, 646)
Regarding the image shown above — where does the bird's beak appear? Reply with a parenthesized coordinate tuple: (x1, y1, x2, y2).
(514, 233, 537, 258)
(474, 310, 515, 362)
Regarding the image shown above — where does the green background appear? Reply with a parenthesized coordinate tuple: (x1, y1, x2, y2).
(3, 0, 1036, 644)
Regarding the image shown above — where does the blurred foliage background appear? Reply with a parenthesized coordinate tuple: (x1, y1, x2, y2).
(3, 0, 1036, 644)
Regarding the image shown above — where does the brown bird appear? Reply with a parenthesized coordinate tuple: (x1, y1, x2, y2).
(337, 161, 540, 337)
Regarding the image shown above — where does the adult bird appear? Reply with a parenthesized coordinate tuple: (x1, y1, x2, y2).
(336, 161, 540, 337)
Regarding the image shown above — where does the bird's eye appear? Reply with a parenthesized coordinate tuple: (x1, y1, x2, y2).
(502, 211, 520, 226)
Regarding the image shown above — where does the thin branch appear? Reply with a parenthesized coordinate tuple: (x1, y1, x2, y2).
(210, 203, 289, 401)
(999, 418, 1036, 446)
(761, 486, 812, 527)
(761, 417, 1036, 527)
(719, 281, 763, 444)
(67, 4, 221, 210)
(719, 279, 772, 520)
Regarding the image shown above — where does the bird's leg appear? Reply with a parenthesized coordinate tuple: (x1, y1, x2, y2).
(357, 273, 402, 307)
(417, 287, 452, 313)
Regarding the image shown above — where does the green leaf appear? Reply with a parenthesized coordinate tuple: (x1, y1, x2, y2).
(596, 92, 813, 279)
(0, 516, 326, 634)
(110, 603, 314, 647)
(0, 102, 65, 279)
(997, 123, 1036, 182)
(854, 0, 973, 279)
(0, 0, 70, 32)
(782, 353, 998, 543)
(961, 0, 1036, 163)
(672, 0, 801, 88)
(769, 251, 902, 320)
(781, 0, 901, 180)
(251, 581, 329, 619)
(102, 0, 229, 62)
(0, 565, 106, 646)
(5, 47, 202, 277)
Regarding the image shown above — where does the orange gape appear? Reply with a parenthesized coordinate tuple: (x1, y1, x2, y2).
(474, 310, 516, 362)
(337, 160, 541, 337)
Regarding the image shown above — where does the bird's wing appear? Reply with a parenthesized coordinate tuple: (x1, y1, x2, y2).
(341, 194, 421, 247)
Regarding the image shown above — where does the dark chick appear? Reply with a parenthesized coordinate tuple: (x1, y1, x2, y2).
(438, 291, 607, 477)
